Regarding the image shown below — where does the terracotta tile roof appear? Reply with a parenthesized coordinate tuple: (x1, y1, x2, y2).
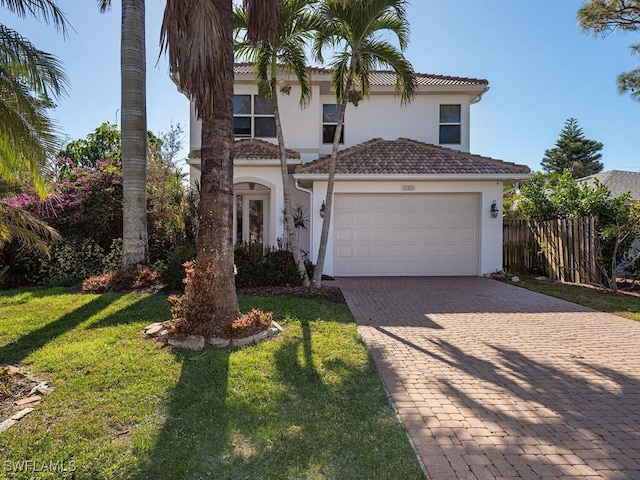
(189, 138, 300, 160)
(234, 63, 488, 88)
(234, 62, 330, 77)
(295, 138, 530, 176)
(369, 71, 488, 87)
(235, 138, 300, 160)
(578, 170, 640, 203)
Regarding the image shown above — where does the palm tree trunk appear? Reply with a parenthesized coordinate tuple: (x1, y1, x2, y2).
(121, 0, 149, 270)
(271, 75, 310, 286)
(188, 0, 240, 328)
(312, 68, 354, 287)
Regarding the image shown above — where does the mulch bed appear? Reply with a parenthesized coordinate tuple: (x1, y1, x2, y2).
(238, 285, 346, 304)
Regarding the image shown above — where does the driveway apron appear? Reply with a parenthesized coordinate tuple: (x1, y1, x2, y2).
(334, 277, 640, 480)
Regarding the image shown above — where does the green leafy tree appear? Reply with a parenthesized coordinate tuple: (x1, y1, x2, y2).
(517, 170, 636, 290)
(310, 0, 416, 287)
(579, 0, 640, 101)
(518, 170, 617, 221)
(234, 0, 320, 287)
(161, 0, 281, 331)
(98, 0, 149, 270)
(58, 122, 121, 168)
(598, 199, 640, 290)
(541, 118, 604, 178)
(159, 122, 185, 165)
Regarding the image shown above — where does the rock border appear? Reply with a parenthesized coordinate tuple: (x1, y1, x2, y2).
(142, 321, 284, 351)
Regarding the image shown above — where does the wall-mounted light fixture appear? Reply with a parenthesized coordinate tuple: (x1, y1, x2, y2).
(490, 200, 499, 218)
(320, 201, 326, 218)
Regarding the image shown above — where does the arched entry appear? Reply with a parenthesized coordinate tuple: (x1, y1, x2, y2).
(233, 181, 271, 244)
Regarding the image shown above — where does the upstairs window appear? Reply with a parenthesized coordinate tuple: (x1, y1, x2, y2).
(233, 95, 276, 138)
(322, 104, 344, 144)
(439, 104, 461, 144)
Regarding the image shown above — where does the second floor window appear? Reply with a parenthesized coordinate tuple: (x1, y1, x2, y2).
(322, 104, 344, 144)
(234, 95, 276, 138)
(439, 104, 461, 145)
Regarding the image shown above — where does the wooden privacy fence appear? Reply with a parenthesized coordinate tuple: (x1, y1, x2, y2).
(503, 217, 601, 284)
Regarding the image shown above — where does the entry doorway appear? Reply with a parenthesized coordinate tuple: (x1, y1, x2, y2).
(234, 182, 270, 244)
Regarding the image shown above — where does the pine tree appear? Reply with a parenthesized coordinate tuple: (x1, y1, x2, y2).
(541, 118, 604, 178)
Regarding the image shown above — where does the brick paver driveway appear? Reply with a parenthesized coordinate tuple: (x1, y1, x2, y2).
(335, 277, 640, 480)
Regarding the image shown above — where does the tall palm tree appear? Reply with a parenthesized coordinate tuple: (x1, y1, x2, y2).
(161, 0, 281, 330)
(311, 0, 416, 287)
(1, 0, 68, 197)
(98, 0, 149, 270)
(233, 0, 319, 287)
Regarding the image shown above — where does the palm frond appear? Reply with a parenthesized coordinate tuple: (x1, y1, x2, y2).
(233, 0, 318, 106)
(0, 201, 61, 257)
(0, 0, 70, 35)
(97, 0, 111, 13)
(161, 0, 231, 122)
(243, 0, 281, 43)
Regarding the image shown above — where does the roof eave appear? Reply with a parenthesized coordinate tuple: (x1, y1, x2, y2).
(188, 158, 301, 167)
(292, 173, 533, 182)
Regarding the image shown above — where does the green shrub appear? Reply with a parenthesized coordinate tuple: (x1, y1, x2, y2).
(102, 238, 124, 272)
(263, 249, 303, 286)
(47, 239, 107, 286)
(157, 244, 196, 292)
(234, 242, 267, 288)
(234, 243, 302, 289)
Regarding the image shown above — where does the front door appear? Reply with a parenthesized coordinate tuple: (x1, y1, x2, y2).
(235, 194, 269, 244)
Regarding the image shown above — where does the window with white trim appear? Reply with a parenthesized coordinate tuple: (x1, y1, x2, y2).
(439, 104, 461, 145)
(322, 104, 344, 144)
(233, 95, 276, 138)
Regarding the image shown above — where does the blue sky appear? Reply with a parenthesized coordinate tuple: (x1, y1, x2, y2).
(8, 0, 640, 173)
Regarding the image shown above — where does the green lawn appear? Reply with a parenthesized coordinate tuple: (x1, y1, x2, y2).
(0, 288, 425, 480)
(515, 275, 640, 322)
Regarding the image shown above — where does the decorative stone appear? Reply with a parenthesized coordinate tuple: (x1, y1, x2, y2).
(168, 335, 205, 351)
(271, 321, 284, 332)
(14, 395, 41, 406)
(535, 276, 548, 281)
(143, 322, 166, 337)
(11, 407, 34, 421)
(157, 329, 170, 341)
(208, 337, 231, 348)
(231, 334, 258, 347)
(511, 276, 520, 283)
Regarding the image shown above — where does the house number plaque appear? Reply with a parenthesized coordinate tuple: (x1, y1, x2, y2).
(401, 185, 415, 191)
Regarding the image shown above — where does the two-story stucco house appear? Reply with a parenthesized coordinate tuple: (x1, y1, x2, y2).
(185, 63, 531, 277)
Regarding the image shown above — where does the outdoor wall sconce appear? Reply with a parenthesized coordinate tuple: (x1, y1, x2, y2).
(490, 200, 499, 218)
(320, 201, 326, 218)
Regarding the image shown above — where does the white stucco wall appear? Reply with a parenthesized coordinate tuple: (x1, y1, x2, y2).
(188, 86, 474, 161)
(307, 180, 505, 277)
(318, 93, 472, 155)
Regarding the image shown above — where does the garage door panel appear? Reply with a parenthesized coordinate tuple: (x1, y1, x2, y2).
(335, 193, 479, 276)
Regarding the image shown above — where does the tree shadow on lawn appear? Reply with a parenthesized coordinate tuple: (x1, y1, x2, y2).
(0, 286, 73, 305)
(0, 294, 120, 365)
(137, 312, 424, 479)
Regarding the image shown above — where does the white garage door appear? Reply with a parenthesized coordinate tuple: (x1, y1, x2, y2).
(334, 193, 479, 276)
